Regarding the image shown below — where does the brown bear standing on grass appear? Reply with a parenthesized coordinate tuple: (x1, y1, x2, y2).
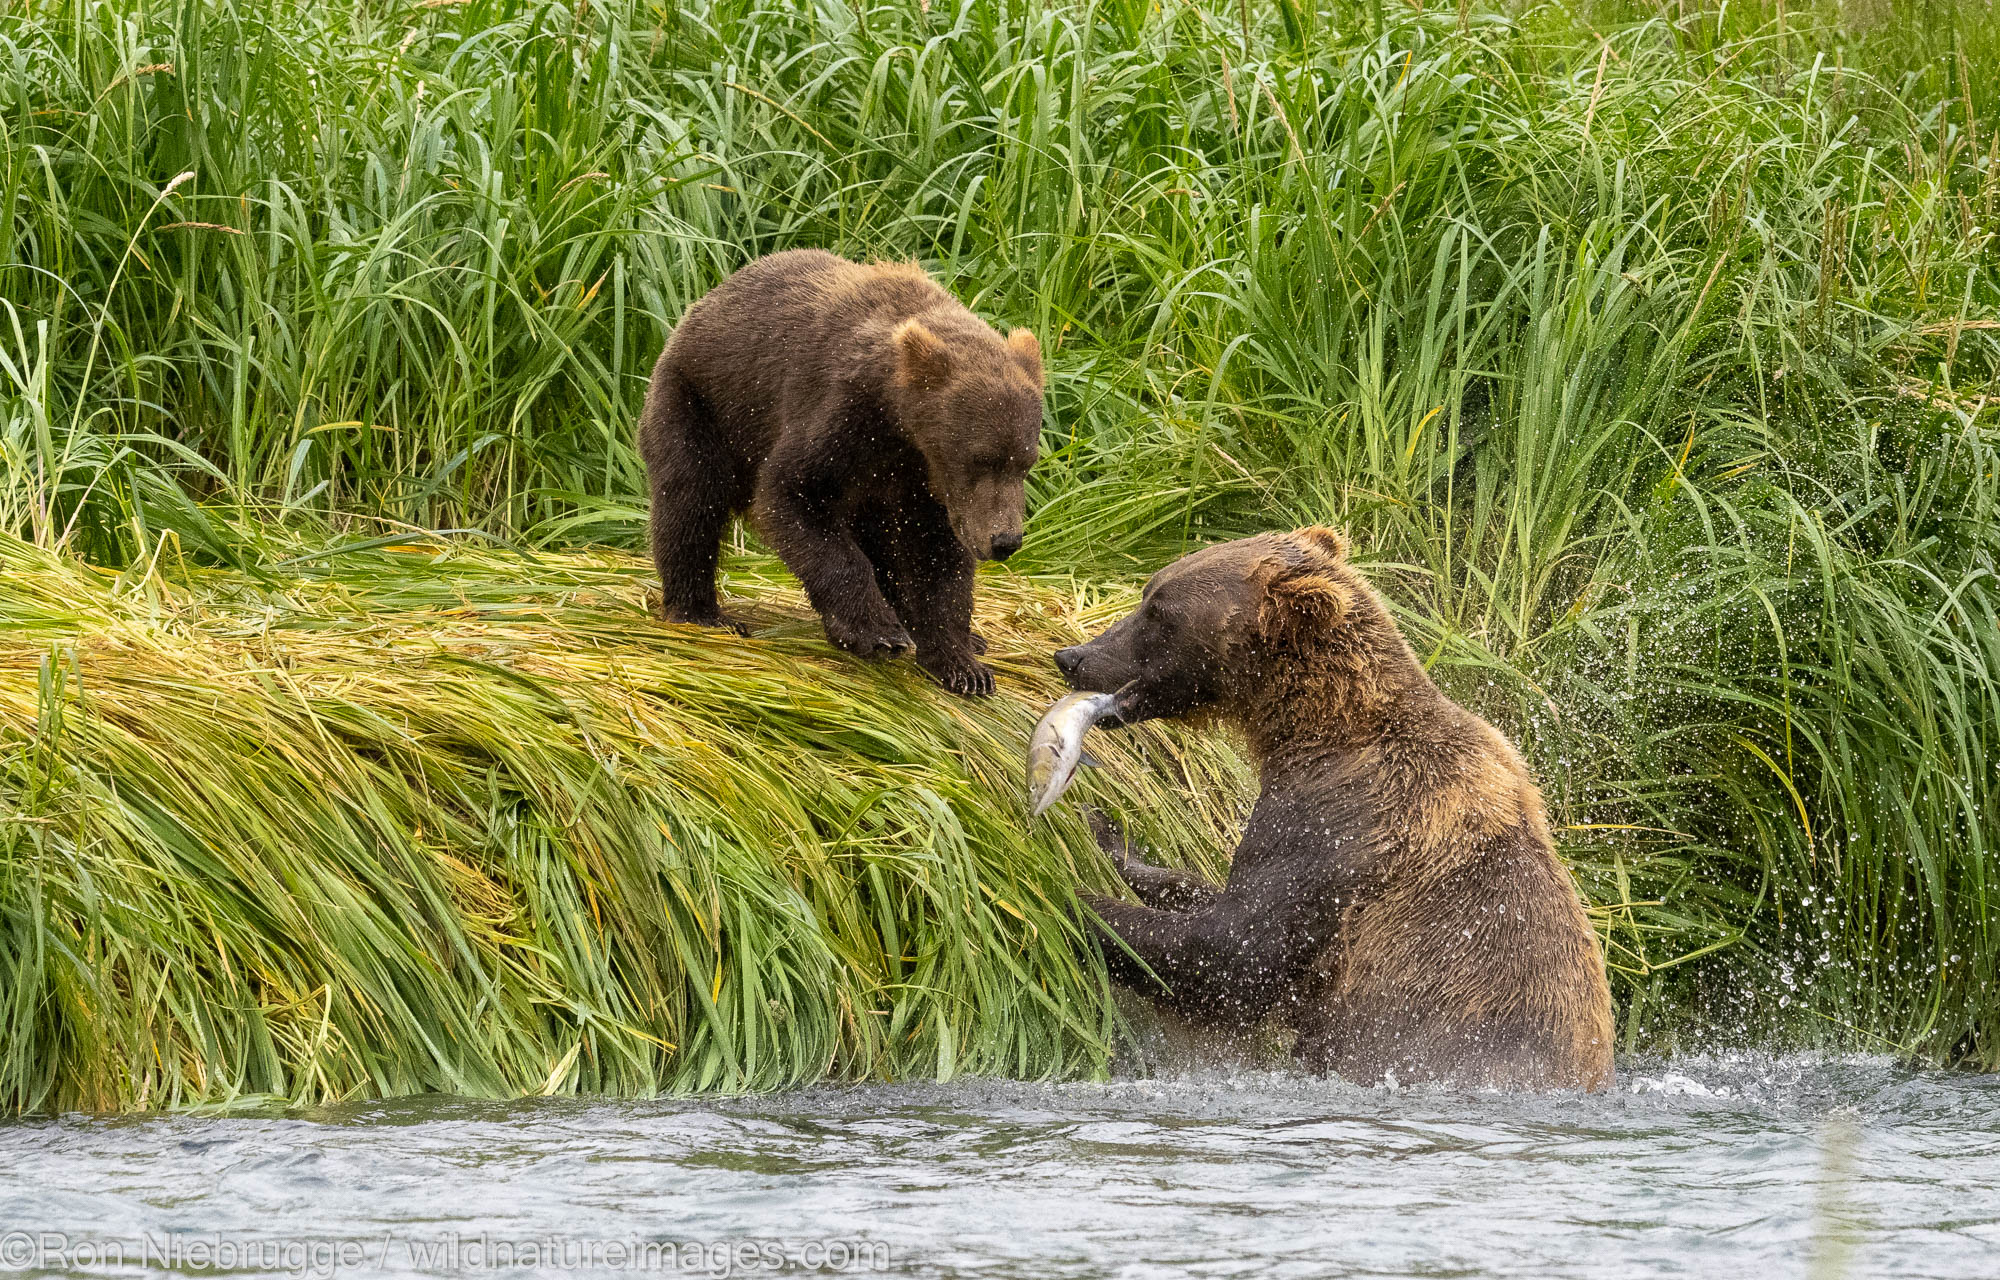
(637, 249, 1044, 696)
(1054, 528, 1615, 1090)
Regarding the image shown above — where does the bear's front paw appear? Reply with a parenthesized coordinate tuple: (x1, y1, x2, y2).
(919, 649, 996, 698)
(967, 631, 989, 656)
(1084, 807, 1135, 868)
(824, 612, 916, 660)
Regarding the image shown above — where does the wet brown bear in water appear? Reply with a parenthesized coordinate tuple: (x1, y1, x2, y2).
(637, 249, 1044, 696)
(1054, 528, 1614, 1090)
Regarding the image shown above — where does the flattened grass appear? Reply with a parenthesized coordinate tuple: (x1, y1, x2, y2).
(0, 534, 1247, 1111)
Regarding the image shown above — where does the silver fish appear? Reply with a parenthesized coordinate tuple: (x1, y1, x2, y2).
(1026, 691, 1119, 818)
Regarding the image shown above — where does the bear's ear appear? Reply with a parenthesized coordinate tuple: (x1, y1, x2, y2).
(1006, 328, 1044, 385)
(1292, 526, 1349, 563)
(1256, 569, 1352, 649)
(893, 319, 952, 389)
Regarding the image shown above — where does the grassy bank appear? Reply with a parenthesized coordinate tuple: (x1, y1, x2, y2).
(0, 533, 1254, 1110)
(2, 0, 1996, 1104)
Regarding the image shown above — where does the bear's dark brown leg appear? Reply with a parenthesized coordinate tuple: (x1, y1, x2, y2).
(1086, 809, 1218, 912)
(638, 370, 742, 631)
(756, 445, 914, 660)
(859, 491, 993, 697)
(1084, 895, 1321, 1028)
(1080, 798, 1368, 1026)
(906, 556, 993, 696)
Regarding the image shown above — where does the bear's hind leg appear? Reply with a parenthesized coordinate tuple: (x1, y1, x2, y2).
(639, 372, 743, 632)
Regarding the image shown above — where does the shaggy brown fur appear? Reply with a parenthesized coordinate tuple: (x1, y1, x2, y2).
(638, 249, 1045, 696)
(1054, 528, 1615, 1090)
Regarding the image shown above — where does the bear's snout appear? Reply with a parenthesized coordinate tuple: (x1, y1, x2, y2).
(1054, 614, 1143, 694)
(1053, 645, 1086, 682)
(989, 532, 1023, 561)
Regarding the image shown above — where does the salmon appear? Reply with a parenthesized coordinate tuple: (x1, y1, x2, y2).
(1026, 691, 1118, 817)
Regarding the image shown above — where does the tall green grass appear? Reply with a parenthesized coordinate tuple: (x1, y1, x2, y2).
(1, 0, 1995, 1104)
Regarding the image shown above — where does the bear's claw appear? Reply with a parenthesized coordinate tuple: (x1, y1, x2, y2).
(921, 651, 996, 698)
(825, 615, 916, 659)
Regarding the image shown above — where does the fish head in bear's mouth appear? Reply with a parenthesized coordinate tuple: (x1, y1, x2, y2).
(1050, 544, 1255, 726)
(1051, 529, 1354, 726)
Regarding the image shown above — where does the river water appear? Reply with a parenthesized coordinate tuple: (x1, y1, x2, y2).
(1, 1054, 1994, 1279)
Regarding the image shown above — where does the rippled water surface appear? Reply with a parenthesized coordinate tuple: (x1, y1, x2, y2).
(2, 1055, 1996, 1279)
